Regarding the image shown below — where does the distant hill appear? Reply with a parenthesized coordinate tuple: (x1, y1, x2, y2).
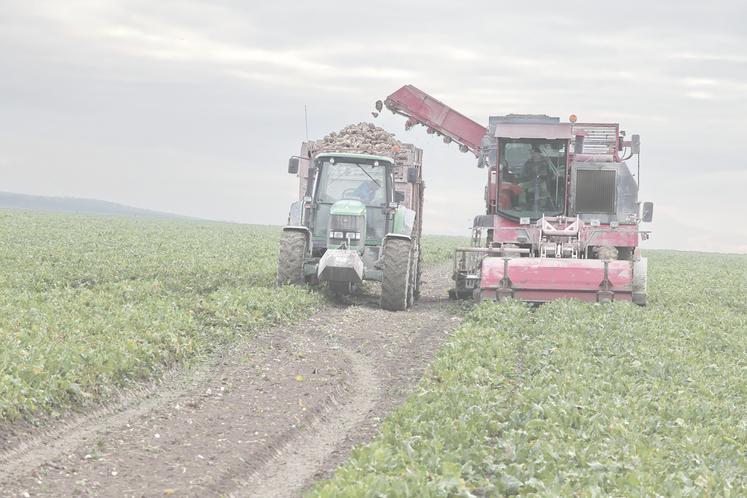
(0, 191, 190, 219)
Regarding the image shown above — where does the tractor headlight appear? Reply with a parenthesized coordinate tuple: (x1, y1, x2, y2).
(349, 232, 361, 240)
(329, 231, 344, 239)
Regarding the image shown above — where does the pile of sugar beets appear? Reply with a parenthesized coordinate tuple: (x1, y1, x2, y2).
(312, 122, 404, 157)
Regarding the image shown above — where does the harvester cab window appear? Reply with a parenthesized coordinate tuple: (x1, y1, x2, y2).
(498, 139, 567, 219)
(316, 161, 387, 206)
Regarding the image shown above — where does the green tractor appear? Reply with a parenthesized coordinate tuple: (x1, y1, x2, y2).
(278, 146, 423, 311)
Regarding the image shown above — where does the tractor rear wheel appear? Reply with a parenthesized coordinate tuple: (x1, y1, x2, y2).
(381, 237, 411, 311)
(277, 230, 307, 286)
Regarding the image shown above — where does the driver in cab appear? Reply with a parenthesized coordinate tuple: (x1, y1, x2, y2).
(517, 145, 552, 209)
(352, 180, 381, 204)
(521, 146, 550, 182)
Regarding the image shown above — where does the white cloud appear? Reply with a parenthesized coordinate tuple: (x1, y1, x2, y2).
(672, 52, 747, 63)
(2, 0, 746, 252)
(686, 91, 715, 100)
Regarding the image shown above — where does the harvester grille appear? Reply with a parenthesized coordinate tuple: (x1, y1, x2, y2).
(576, 169, 616, 213)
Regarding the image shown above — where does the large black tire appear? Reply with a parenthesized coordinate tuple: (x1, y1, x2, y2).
(381, 237, 411, 311)
(277, 230, 307, 286)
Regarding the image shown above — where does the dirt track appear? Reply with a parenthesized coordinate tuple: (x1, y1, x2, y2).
(0, 263, 462, 497)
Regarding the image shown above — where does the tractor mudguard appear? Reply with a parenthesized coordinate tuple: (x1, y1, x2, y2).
(282, 226, 312, 250)
(391, 206, 416, 237)
(383, 233, 412, 243)
(287, 201, 303, 225)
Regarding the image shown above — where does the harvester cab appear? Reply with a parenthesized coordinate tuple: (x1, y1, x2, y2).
(380, 85, 654, 305)
(278, 133, 424, 311)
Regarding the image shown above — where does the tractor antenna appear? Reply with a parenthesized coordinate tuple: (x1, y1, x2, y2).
(304, 104, 309, 141)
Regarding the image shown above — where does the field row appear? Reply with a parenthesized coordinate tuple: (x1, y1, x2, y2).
(0, 211, 464, 422)
(311, 251, 747, 496)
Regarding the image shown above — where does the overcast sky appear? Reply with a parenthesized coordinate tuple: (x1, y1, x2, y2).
(1, 1, 746, 252)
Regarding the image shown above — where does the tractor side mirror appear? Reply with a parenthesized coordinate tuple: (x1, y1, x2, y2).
(394, 190, 405, 203)
(288, 157, 300, 174)
(407, 167, 418, 183)
(641, 201, 654, 222)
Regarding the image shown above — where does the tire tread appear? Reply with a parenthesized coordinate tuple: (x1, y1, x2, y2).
(277, 230, 307, 286)
(381, 238, 411, 311)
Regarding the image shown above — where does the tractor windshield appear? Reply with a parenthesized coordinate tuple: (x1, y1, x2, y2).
(497, 139, 567, 219)
(313, 158, 390, 243)
(315, 160, 387, 206)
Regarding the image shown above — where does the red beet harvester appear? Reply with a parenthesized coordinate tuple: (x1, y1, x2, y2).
(378, 85, 654, 304)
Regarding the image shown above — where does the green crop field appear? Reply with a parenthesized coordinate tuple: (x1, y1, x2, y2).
(311, 251, 747, 497)
(420, 235, 469, 265)
(0, 211, 459, 422)
(0, 211, 324, 421)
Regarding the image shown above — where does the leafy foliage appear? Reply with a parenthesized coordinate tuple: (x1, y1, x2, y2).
(0, 211, 321, 421)
(420, 235, 469, 265)
(310, 251, 747, 496)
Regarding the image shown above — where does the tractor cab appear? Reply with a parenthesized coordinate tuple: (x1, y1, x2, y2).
(310, 153, 393, 250)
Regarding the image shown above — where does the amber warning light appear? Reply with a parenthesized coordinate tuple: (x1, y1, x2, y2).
(569, 114, 578, 123)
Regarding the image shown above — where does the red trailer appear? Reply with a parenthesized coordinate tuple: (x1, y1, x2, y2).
(379, 85, 654, 304)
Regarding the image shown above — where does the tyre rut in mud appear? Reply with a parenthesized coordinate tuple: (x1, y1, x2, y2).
(0, 263, 459, 498)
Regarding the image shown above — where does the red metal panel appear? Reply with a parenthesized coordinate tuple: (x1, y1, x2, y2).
(384, 85, 487, 156)
(478, 289, 633, 302)
(581, 227, 638, 247)
(493, 227, 536, 244)
(480, 257, 634, 300)
(489, 217, 639, 249)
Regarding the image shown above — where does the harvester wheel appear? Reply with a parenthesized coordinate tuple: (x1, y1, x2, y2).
(381, 238, 411, 311)
(277, 230, 307, 286)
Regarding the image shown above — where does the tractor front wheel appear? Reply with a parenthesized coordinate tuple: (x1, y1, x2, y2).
(380, 237, 411, 311)
(277, 230, 307, 286)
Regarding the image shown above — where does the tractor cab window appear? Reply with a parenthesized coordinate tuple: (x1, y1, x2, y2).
(497, 139, 567, 219)
(315, 160, 387, 206)
(312, 158, 389, 243)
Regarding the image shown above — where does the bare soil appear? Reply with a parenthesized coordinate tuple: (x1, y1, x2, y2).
(0, 263, 462, 497)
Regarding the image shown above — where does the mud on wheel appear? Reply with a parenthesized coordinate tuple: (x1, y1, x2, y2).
(277, 230, 307, 285)
(380, 237, 411, 311)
